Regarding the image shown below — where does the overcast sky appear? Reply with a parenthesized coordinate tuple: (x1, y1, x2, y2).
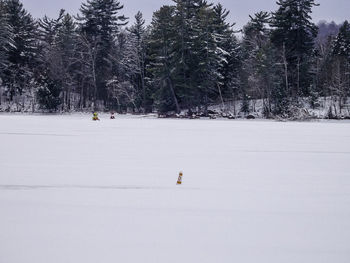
(21, 0, 349, 29)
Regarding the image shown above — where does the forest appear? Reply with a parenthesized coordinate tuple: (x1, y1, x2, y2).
(0, 0, 349, 118)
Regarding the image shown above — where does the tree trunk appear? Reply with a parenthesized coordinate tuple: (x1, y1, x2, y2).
(297, 56, 300, 98)
(217, 84, 225, 111)
(167, 77, 180, 114)
(282, 43, 289, 96)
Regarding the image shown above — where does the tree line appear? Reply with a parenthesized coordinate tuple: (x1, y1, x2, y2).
(0, 0, 349, 117)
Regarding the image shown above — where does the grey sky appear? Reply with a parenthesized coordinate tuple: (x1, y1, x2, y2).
(21, 0, 349, 29)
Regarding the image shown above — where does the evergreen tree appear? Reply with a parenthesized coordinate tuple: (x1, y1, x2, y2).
(38, 10, 65, 46)
(333, 20, 350, 59)
(148, 5, 180, 113)
(128, 11, 149, 111)
(77, 0, 127, 107)
(171, 0, 204, 109)
(36, 75, 62, 111)
(194, 1, 221, 110)
(271, 0, 319, 97)
(2, 0, 37, 101)
(37, 10, 78, 111)
(329, 20, 350, 111)
(0, 0, 13, 74)
(170, 0, 238, 111)
(0, 0, 14, 105)
(57, 13, 79, 110)
(241, 13, 271, 113)
(213, 4, 240, 107)
(36, 10, 65, 110)
(148, 1, 240, 113)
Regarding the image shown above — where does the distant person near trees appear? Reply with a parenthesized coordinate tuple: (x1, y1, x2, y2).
(92, 112, 100, 121)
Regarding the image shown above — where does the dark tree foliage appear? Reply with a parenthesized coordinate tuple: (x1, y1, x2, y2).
(77, 0, 128, 106)
(330, 21, 350, 103)
(148, 5, 179, 113)
(36, 74, 62, 111)
(0, 0, 13, 73)
(271, 0, 319, 97)
(333, 21, 350, 59)
(212, 4, 240, 100)
(147, 0, 240, 113)
(127, 11, 150, 112)
(0, 0, 347, 117)
(2, 0, 37, 100)
(37, 10, 79, 111)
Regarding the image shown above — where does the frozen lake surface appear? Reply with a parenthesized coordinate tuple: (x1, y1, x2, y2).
(1, 114, 350, 263)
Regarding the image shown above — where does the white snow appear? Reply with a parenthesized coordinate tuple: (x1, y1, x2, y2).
(1, 114, 350, 263)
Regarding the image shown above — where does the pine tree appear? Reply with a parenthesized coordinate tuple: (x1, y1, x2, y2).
(57, 13, 79, 110)
(329, 20, 350, 112)
(0, 0, 13, 74)
(172, 0, 205, 109)
(240, 13, 272, 112)
(37, 10, 79, 111)
(213, 4, 240, 112)
(77, 0, 127, 107)
(148, 1, 240, 113)
(128, 11, 149, 111)
(194, 1, 221, 111)
(271, 0, 319, 97)
(38, 10, 65, 46)
(0, 0, 14, 105)
(333, 21, 350, 59)
(2, 0, 38, 101)
(240, 12, 287, 116)
(36, 10, 65, 110)
(36, 76, 62, 111)
(148, 5, 180, 113)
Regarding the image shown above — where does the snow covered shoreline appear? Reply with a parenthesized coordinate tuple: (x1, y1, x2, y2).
(2, 96, 350, 121)
(1, 112, 350, 124)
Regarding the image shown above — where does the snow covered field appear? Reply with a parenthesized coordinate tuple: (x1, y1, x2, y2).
(1, 114, 350, 263)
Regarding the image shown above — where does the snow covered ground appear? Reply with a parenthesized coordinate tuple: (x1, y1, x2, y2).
(1, 114, 350, 263)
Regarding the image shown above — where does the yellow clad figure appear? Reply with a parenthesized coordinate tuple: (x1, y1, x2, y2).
(92, 112, 100, 121)
(177, 172, 183, 185)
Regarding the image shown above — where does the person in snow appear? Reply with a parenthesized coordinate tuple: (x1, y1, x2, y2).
(92, 112, 100, 121)
(110, 112, 116, 119)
